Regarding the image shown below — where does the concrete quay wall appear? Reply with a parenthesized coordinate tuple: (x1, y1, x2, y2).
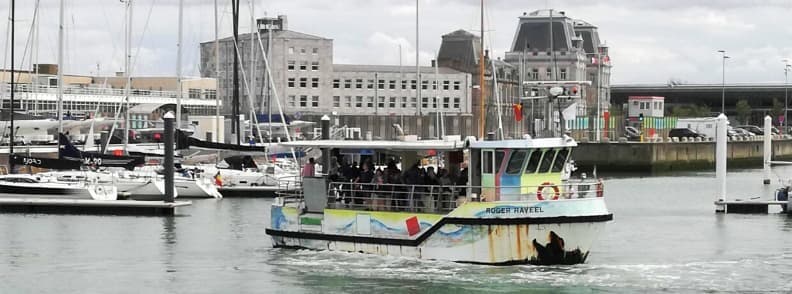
(574, 139, 792, 172)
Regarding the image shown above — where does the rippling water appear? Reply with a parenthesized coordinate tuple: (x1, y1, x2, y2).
(1, 167, 791, 293)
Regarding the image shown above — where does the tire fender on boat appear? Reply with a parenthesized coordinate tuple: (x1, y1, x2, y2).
(536, 182, 560, 200)
(596, 179, 604, 197)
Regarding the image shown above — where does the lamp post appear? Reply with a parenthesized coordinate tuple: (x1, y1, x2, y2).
(717, 50, 729, 114)
(784, 59, 790, 133)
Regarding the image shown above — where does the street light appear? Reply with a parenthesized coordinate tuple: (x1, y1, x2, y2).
(785, 59, 791, 133)
(718, 50, 729, 114)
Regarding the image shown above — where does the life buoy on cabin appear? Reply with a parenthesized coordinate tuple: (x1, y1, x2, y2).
(595, 179, 604, 197)
(94, 185, 105, 196)
(536, 182, 560, 200)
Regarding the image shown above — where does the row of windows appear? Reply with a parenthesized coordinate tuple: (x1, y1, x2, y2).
(287, 77, 321, 88)
(287, 61, 320, 71)
(633, 100, 663, 110)
(330, 96, 461, 109)
(526, 68, 569, 80)
(287, 47, 319, 55)
(482, 148, 570, 175)
(332, 79, 462, 91)
(287, 95, 320, 107)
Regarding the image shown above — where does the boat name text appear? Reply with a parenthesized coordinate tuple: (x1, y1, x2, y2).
(484, 206, 543, 214)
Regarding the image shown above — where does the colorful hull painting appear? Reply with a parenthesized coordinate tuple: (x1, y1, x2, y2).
(267, 198, 611, 265)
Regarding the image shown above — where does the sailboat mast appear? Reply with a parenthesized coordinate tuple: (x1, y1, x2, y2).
(478, 0, 485, 139)
(57, 0, 64, 136)
(214, 0, 220, 143)
(415, 0, 421, 116)
(176, 0, 183, 129)
(232, 0, 240, 145)
(9, 0, 15, 167)
(249, 0, 256, 141)
(123, 0, 133, 151)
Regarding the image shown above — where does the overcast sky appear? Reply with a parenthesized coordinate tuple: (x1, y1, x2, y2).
(1, 0, 791, 85)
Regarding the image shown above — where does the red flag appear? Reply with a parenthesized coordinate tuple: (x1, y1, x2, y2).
(513, 104, 523, 121)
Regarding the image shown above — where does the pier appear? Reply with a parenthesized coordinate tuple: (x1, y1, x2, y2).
(0, 198, 191, 216)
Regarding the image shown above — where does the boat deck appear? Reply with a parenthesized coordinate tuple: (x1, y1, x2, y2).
(0, 198, 192, 216)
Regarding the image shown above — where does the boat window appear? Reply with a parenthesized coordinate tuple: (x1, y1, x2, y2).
(506, 150, 528, 174)
(538, 149, 558, 173)
(524, 150, 542, 174)
(482, 150, 493, 174)
(551, 148, 570, 172)
(495, 150, 506, 174)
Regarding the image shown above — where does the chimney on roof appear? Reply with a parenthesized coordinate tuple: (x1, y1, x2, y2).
(278, 15, 288, 30)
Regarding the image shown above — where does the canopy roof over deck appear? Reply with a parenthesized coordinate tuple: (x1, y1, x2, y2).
(280, 139, 466, 151)
(469, 136, 578, 149)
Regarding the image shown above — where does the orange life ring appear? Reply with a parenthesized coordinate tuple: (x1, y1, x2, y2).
(536, 182, 560, 200)
(596, 179, 604, 197)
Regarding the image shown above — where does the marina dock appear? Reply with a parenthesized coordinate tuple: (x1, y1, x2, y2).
(0, 198, 191, 216)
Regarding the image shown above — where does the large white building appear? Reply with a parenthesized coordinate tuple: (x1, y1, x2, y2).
(200, 15, 474, 140)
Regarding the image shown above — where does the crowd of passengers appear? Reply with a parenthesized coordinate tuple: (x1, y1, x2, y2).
(323, 157, 468, 211)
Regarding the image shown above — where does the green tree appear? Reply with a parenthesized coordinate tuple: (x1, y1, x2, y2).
(670, 104, 712, 118)
(735, 99, 752, 124)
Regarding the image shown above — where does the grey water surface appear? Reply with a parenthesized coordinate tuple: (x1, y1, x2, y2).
(1, 167, 791, 293)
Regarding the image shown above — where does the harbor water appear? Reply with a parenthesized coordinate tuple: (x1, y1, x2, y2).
(1, 167, 791, 293)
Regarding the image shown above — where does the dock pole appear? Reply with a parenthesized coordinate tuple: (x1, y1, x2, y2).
(321, 115, 330, 174)
(763, 115, 772, 185)
(715, 113, 727, 213)
(163, 111, 175, 203)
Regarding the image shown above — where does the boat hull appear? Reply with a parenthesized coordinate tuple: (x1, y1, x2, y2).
(266, 198, 611, 265)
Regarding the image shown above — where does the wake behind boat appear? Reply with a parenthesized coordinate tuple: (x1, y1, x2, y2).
(266, 136, 612, 265)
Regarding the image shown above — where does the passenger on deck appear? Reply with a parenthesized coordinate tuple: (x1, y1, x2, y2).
(402, 162, 424, 210)
(354, 163, 374, 206)
(301, 158, 316, 177)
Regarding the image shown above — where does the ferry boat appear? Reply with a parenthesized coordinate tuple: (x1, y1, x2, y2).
(265, 135, 612, 265)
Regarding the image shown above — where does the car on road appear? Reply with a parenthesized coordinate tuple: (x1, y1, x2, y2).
(624, 126, 641, 140)
(731, 127, 755, 136)
(737, 125, 764, 135)
(668, 128, 705, 139)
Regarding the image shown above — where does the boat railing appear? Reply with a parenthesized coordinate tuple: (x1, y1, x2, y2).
(324, 181, 604, 214)
(277, 174, 302, 190)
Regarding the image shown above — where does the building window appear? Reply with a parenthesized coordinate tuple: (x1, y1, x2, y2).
(378, 79, 385, 90)
(411, 97, 417, 108)
(287, 78, 295, 88)
(389, 80, 396, 90)
(205, 89, 216, 100)
(378, 96, 385, 108)
(333, 79, 340, 88)
(311, 61, 319, 71)
(546, 69, 552, 79)
(367, 79, 374, 89)
(367, 96, 374, 108)
(299, 61, 307, 71)
(411, 80, 417, 90)
(288, 47, 294, 54)
(453, 81, 460, 90)
(312, 96, 319, 107)
(453, 97, 460, 109)
(312, 48, 318, 54)
(299, 95, 307, 107)
(531, 68, 539, 80)
(443, 80, 450, 90)
(356, 79, 363, 89)
(401, 80, 408, 90)
(389, 97, 396, 108)
(422, 97, 429, 109)
(355, 96, 363, 107)
(299, 77, 307, 88)
(560, 69, 567, 80)
(432, 81, 437, 90)
(288, 95, 296, 107)
(300, 47, 306, 54)
(345, 96, 352, 107)
(287, 60, 295, 71)
(333, 96, 340, 107)
(432, 97, 438, 108)
(422, 80, 429, 90)
(188, 89, 201, 99)
(443, 97, 450, 109)
(311, 78, 319, 88)
(345, 79, 352, 89)
(401, 96, 407, 108)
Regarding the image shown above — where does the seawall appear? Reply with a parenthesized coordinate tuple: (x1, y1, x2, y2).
(574, 138, 792, 172)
